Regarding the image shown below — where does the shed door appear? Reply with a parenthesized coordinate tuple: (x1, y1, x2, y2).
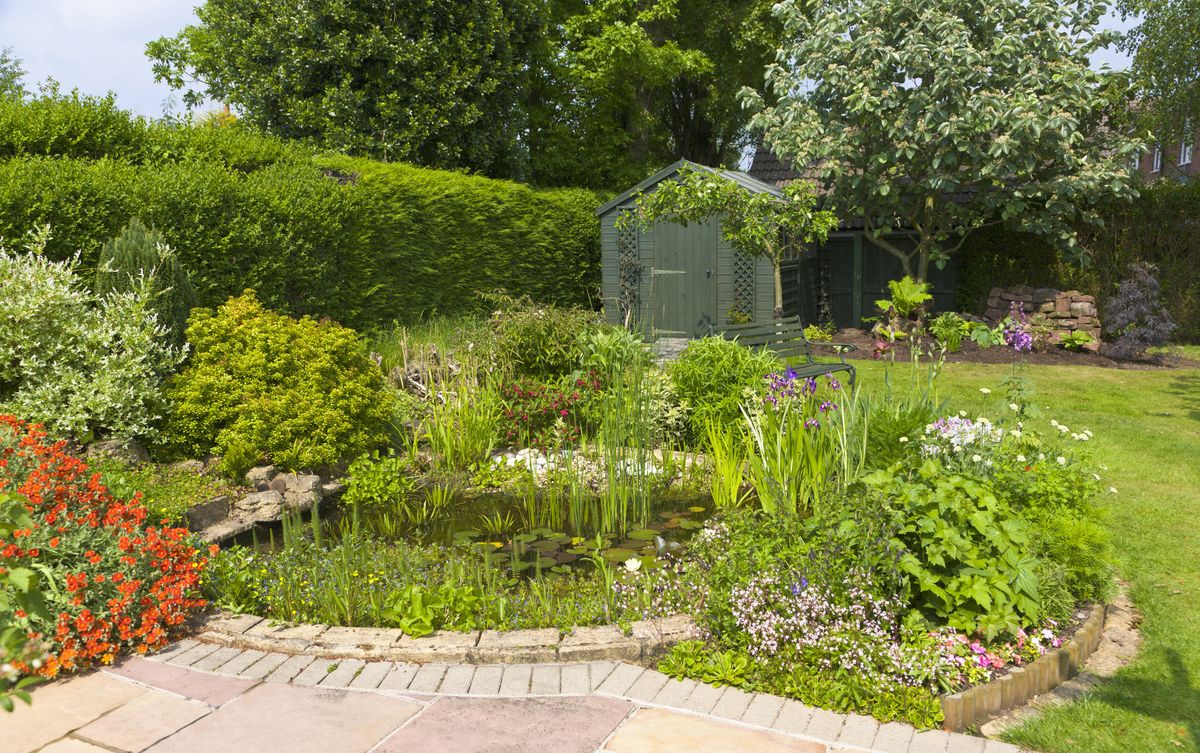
(652, 219, 718, 337)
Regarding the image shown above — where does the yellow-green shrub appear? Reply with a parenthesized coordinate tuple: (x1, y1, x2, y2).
(160, 291, 395, 476)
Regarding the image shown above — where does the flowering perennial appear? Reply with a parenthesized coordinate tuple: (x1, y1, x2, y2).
(0, 416, 211, 679)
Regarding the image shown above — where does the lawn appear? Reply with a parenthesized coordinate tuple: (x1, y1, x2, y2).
(852, 356, 1200, 752)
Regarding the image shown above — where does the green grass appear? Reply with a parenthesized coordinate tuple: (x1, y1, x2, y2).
(852, 357, 1200, 752)
(94, 460, 238, 524)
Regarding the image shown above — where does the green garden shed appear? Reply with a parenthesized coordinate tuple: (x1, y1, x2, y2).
(596, 159, 783, 338)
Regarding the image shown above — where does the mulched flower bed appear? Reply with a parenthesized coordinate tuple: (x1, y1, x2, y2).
(824, 328, 1198, 369)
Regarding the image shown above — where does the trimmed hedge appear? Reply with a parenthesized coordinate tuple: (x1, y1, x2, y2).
(324, 156, 601, 323)
(0, 106, 601, 329)
(959, 181, 1200, 343)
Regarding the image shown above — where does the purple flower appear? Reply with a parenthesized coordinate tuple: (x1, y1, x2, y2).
(804, 418, 820, 429)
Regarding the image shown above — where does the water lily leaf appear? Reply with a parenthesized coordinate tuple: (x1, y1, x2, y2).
(628, 529, 659, 540)
(678, 519, 702, 530)
(687, 506, 706, 513)
(602, 548, 637, 561)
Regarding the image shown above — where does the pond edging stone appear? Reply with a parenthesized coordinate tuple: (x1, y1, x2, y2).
(188, 610, 699, 665)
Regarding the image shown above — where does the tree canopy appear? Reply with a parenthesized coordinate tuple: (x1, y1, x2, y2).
(1118, 0, 1200, 140)
(0, 47, 25, 99)
(147, 0, 540, 179)
(147, 0, 781, 189)
(742, 0, 1143, 280)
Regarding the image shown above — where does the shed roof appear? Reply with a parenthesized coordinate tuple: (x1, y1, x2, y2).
(595, 158, 782, 217)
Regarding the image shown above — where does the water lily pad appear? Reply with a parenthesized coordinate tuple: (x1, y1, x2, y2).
(550, 565, 572, 574)
(661, 519, 681, 529)
(510, 560, 532, 571)
(628, 529, 659, 540)
(513, 533, 538, 544)
(687, 506, 706, 513)
(554, 552, 579, 564)
(678, 519, 702, 530)
(602, 547, 637, 561)
(533, 556, 557, 568)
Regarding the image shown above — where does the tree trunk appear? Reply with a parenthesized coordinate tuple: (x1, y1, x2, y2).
(773, 258, 784, 319)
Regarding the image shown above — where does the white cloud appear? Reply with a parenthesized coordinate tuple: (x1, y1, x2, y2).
(0, 0, 200, 116)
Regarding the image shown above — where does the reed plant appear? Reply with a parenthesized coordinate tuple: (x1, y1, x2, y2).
(705, 419, 750, 511)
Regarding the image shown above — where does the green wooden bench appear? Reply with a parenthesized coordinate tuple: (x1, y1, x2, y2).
(717, 317, 857, 386)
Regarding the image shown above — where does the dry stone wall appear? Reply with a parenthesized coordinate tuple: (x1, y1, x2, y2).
(985, 286, 1102, 352)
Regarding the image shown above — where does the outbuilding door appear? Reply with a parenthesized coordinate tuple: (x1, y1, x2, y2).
(652, 219, 718, 337)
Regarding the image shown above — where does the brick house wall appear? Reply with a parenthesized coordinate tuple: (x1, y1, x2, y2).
(1137, 124, 1199, 182)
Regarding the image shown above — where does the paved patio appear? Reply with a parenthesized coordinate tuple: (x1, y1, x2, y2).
(4, 641, 1021, 753)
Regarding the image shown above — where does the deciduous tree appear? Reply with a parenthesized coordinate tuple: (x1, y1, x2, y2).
(742, 0, 1143, 280)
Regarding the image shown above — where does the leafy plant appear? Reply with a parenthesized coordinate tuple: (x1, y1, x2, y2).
(803, 323, 834, 342)
(0, 228, 184, 442)
(929, 312, 970, 353)
(668, 337, 778, 442)
(161, 291, 396, 476)
(864, 461, 1042, 639)
(1104, 262, 1177, 361)
(383, 583, 482, 638)
(487, 295, 601, 379)
(0, 492, 49, 711)
(344, 451, 416, 510)
(876, 276, 933, 322)
(705, 420, 750, 511)
(498, 376, 595, 450)
(95, 217, 195, 346)
(1059, 330, 1094, 351)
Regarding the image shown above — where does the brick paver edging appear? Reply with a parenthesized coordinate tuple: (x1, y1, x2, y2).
(189, 610, 699, 664)
(139, 640, 1024, 753)
(938, 602, 1106, 731)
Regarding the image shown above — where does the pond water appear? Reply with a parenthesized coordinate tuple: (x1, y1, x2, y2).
(237, 485, 714, 576)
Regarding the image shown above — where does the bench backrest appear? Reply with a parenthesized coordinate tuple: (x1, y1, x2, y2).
(718, 316, 815, 362)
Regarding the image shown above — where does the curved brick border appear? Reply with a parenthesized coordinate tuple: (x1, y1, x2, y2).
(189, 610, 699, 664)
(939, 602, 1106, 731)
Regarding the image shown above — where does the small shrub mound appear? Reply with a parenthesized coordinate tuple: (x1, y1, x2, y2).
(160, 291, 397, 477)
(0, 230, 183, 442)
(668, 337, 779, 442)
(0, 415, 211, 679)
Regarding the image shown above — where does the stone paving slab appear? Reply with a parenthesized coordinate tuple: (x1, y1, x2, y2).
(142, 682, 421, 753)
(264, 653, 314, 684)
(376, 695, 633, 753)
(351, 661, 397, 690)
(239, 651, 290, 680)
(105, 657, 258, 707)
(33, 741, 110, 753)
(3, 673, 147, 753)
(604, 707, 828, 753)
(75, 691, 210, 752)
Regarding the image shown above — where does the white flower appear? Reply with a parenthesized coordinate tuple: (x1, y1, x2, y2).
(1078, 434, 1089, 442)
(1016, 454, 1026, 462)
(1108, 486, 1118, 494)
(959, 410, 968, 417)
(1092, 473, 1101, 481)
(1084, 429, 1094, 438)
(1038, 453, 1046, 460)
(979, 388, 991, 394)
(1009, 403, 1021, 412)
(1056, 456, 1067, 465)
(898, 436, 909, 443)
(1050, 419, 1060, 427)
(972, 454, 983, 462)
(1058, 425, 1069, 433)
(985, 459, 993, 467)
(1009, 429, 1022, 438)
(624, 557, 642, 573)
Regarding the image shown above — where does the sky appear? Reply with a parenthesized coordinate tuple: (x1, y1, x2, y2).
(1, 0, 1138, 119)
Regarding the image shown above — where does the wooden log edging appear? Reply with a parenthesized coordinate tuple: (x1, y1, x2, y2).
(188, 610, 699, 665)
(939, 602, 1106, 731)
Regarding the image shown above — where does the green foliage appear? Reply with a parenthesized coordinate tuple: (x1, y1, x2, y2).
(0, 47, 25, 100)
(659, 641, 753, 689)
(0, 493, 49, 712)
(705, 419, 750, 511)
(0, 229, 184, 442)
(488, 297, 601, 379)
(344, 451, 417, 511)
(876, 276, 933, 321)
(96, 459, 234, 524)
(147, 0, 539, 177)
(0, 97, 601, 330)
(623, 164, 837, 314)
(1117, 0, 1200, 139)
(1059, 330, 1094, 351)
(383, 583, 482, 638)
(803, 323, 833, 342)
(668, 337, 778, 443)
(161, 291, 396, 476)
(95, 218, 195, 346)
(864, 461, 1042, 639)
(929, 312, 971, 353)
(745, 0, 1143, 280)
